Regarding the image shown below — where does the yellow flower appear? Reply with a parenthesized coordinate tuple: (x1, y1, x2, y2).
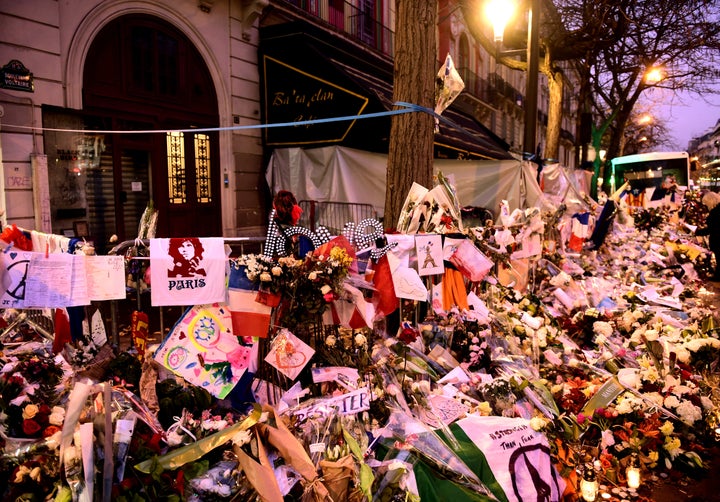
(659, 421, 674, 436)
(663, 436, 682, 459)
(22, 404, 39, 420)
(477, 401, 493, 416)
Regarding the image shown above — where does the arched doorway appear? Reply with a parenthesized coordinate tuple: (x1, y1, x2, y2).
(82, 14, 221, 242)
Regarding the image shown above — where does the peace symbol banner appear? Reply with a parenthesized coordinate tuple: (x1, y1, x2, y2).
(448, 415, 566, 502)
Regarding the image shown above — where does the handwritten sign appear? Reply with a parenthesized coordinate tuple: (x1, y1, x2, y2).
(427, 394, 468, 426)
(85, 255, 126, 300)
(289, 387, 371, 422)
(24, 253, 76, 307)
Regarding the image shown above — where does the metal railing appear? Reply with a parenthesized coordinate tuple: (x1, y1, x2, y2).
(298, 200, 378, 235)
(279, 0, 395, 56)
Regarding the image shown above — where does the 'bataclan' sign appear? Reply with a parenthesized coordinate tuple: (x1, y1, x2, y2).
(262, 55, 368, 146)
(1, 60, 34, 92)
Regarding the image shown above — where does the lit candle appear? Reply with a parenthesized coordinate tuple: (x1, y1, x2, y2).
(580, 465, 599, 502)
(626, 452, 641, 489)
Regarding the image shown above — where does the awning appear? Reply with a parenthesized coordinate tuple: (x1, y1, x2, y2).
(259, 22, 512, 160)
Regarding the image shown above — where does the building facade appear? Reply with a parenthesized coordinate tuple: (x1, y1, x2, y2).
(0, 0, 578, 249)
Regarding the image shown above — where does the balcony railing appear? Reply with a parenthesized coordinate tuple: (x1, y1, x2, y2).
(279, 0, 395, 57)
(456, 66, 493, 105)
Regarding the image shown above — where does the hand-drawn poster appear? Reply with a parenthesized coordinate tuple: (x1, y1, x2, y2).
(415, 234, 444, 276)
(265, 328, 314, 381)
(1, 250, 32, 308)
(150, 237, 226, 307)
(154, 303, 251, 398)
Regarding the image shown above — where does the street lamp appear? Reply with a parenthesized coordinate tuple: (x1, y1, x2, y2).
(486, 0, 540, 156)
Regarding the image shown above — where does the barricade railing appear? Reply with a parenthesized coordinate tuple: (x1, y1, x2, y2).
(298, 200, 378, 235)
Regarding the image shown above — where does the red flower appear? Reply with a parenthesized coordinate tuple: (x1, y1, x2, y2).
(398, 326, 418, 344)
(22, 419, 41, 436)
(42, 425, 61, 438)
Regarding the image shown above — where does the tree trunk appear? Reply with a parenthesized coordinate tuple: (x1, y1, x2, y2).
(543, 60, 563, 161)
(384, 0, 437, 230)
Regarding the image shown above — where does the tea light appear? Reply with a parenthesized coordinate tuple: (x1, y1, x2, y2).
(626, 452, 641, 489)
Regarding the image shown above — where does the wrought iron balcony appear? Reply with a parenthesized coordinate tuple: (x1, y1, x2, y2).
(278, 0, 394, 57)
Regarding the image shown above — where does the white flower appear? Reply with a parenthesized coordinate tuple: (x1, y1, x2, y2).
(593, 321, 613, 338)
(259, 272, 272, 282)
(325, 334, 337, 347)
(320, 284, 332, 295)
(663, 395, 680, 409)
(643, 329, 659, 342)
(231, 429, 252, 447)
(601, 429, 616, 449)
(48, 406, 66, 426)
(529, 416, 548, 431)
(271, 266, 282, 276)
(308, 271, 318, 280)
(354, 333, 367, 348)
(676, 401, 702, 424)
(700, 396, 715, 410)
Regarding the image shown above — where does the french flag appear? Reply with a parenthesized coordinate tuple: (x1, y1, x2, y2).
(227, 265, 272, 339)
(568, 212, 592, 252)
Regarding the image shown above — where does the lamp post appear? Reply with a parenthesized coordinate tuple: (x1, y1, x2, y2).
(486, 0, 540, 156)
(524, 0, 540, 156)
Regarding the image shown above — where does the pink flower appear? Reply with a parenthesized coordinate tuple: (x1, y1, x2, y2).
(577, 412, 587, 425)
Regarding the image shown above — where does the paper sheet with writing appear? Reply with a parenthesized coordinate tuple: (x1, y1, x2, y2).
(24, 253, 89, 307)
(85, 255, 126, 300)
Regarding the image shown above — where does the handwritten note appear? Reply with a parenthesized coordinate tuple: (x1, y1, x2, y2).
(86, 255, 126, 300)
(24, 253, 77, 307)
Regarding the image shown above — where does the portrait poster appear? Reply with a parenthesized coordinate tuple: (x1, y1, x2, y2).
(150, 237, 226, 307)
(154, 303, 251, 399)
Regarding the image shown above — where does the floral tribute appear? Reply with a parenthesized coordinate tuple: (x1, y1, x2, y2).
(4, 181, 720, 501)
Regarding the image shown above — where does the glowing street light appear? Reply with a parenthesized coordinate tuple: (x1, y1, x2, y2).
(485, 0, 516, 42)
(485, 0, 540, 156)
(637, 113, 653, 125)
(644, 67, 663, 84)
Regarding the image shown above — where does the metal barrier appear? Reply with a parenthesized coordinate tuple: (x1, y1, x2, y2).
(298, 200, 378, 235)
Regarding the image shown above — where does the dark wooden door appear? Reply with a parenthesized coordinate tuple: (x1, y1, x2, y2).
(83, 14, 221, 239)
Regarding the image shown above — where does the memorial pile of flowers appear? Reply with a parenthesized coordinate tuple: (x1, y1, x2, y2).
(2, 178, 720, 501)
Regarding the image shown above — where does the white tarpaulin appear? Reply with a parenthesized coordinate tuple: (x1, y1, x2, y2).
(265, 146, 547, 220)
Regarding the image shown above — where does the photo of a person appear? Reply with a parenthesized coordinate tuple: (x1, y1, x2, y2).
(167, 237, 206, 278)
